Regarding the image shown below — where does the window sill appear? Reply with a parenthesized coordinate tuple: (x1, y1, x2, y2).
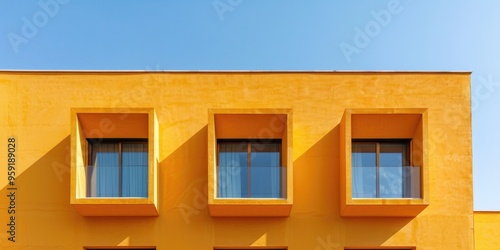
(341, 198, 428, 217)
(70, 108, 159, 217)
(71, 198, 158, 216)
(214, 198, 288, 200)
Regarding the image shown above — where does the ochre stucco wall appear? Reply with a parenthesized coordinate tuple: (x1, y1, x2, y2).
(0, 72, 473, 249)
(474, 212, 500, 250)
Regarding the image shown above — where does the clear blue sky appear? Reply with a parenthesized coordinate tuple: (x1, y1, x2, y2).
(1, 0, 499, 210)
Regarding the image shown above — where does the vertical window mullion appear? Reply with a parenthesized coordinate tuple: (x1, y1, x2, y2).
(118, 142, 122, 197)
(247, 142, 251, 198)
(376, 142, 380, 198)
(409, 141, 413, 166)
(216, 143, 220, 166)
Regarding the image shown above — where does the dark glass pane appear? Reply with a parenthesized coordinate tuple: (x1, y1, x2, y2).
(352, 143, 376, 167)
(380, 143, 408, 166)
(251, 142, 280, 167)
(219, 141, 248, 153)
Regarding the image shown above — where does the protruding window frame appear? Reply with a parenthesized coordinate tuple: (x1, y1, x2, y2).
(340, 108, 429, 217)
(208, 109, 293, 217)
(70, 108, 159, 216)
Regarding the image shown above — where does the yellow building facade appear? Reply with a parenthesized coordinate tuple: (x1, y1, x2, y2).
(0, 71, 476, 249)
(474, 212, 500, 250)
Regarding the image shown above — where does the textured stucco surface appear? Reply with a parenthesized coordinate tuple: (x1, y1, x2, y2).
(0, 71, 473, 249)
(474, 212, 500, 250)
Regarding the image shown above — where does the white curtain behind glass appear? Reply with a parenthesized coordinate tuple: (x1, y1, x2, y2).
(89, 142, 148, 198)
(218, 143, 246, 198)
(122, 143, 148, 197)
(352, 149, 364, 198)
(352, 143, 376, 198)
(92, 143, 119, 197)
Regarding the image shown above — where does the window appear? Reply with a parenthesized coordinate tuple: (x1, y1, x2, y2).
(87, 139, 148, 198)
(352, 140, 419, 198)
(340, 109, 428, 217)
(71, 108, 159, 216)
(207, 109, 293, 217)
(217, 139, 282, 198)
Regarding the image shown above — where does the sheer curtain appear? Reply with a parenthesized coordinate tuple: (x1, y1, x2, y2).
(352, 143, 376, 198)
(353, 142, 410, 198)
(88, 142, 148, 198)
(91, 143, 119, 197)
(218, 143, 246, 198)
(352, 147, 364, 198)
(122, 143, 148, 197)
(218, 141, 281, 198)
